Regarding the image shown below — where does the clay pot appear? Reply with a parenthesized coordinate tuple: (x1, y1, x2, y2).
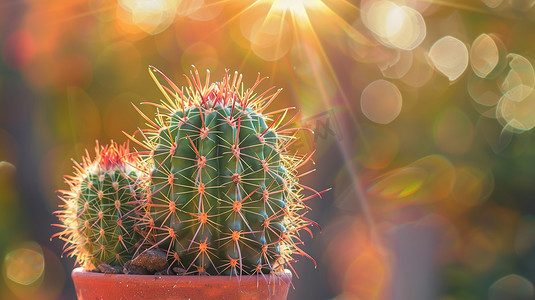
(71, 268, 292, 300)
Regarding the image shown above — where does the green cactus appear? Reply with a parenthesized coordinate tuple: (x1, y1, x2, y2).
(131, 67, 322, 275)
(53, 141, 149, 269)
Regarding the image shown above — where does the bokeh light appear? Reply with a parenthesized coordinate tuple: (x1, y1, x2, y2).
(489, 274, 534, 300)
(496, 55, 535, 131)
(368, 166, 426, 200)
(361, 0, 426, 50)
(323, 217, 390, 299)
(497, 89, 535, 132)
(400, 48, 435, 87)
(470, 33, 506, 79)
(360, 79, 402, 124)
(249, 13, 292, 62)
(118, 0, 178, 35)
(428, 36, 469, 81)
(175, 0, 204, 17)
(367, 155, 455, 211)
(468, 73, 502, 107)
(379, 50, 413, 79)
(499, 54, 535, 103)
(482, 0, 505, 9)
(4, 243, 44, 286)
(450, 165, 494, 208)
(2, 30, 36, 70)
(186, 0, 223, 21)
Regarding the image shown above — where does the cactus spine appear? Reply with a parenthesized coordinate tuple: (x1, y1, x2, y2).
(132, 67, 319, 275)
(54, 141, 149, 269)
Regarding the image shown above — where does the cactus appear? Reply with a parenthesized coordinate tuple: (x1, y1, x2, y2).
(52, 67, 324, 278)
(130, 67, 322, 276)
(53, 141, 149, 269)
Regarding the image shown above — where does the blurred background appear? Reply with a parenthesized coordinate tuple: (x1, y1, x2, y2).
(2, 0, 535, 299)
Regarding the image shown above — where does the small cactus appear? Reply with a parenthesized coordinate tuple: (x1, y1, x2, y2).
(53, 141, 149, 269)
(129, 67, 322, 275)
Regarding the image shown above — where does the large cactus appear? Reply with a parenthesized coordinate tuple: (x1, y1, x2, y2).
(54, 141, 149, 269)
(131, 67, 321, 275)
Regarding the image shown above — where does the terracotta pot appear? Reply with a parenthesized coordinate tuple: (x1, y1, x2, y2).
(71, 267, 292, 300)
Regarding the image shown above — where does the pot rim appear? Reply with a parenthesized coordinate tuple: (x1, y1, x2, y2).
(72, 267, 292, 283)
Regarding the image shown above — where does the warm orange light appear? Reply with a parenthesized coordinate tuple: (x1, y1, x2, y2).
(270, 0, 324, 18)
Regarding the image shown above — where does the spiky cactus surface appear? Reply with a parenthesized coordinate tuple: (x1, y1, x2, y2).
(54, 141, 149, 269)
(131, 67, 320, 275)
(53, 67, 322, 278)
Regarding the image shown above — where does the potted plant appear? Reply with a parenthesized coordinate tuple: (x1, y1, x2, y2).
(53, 67, 326, 300)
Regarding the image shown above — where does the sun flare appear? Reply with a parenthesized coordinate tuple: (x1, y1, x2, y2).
(269, 0, 325, 18)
